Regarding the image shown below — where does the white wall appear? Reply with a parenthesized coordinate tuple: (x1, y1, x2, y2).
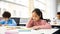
(57, 3, 60, 12)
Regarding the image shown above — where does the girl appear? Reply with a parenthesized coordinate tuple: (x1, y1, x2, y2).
(26, 8, 51, 29)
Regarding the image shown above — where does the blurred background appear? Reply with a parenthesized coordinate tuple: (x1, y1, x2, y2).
(0, 0, 60, 26)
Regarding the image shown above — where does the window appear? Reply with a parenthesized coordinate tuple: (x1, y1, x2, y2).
(34, 0, 46, 10)
(34, 0, 47, 19)
(0, 0, 29, 18)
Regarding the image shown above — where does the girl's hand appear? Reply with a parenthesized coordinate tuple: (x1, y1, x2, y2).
(32, 26, 40, 30)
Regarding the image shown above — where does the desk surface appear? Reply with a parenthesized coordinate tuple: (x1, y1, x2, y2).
(0, 26, 59, 34)
(50, 22, 60, 26)
(51, 24, 60, 26)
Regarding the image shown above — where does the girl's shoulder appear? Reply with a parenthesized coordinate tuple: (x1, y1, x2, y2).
(40, 19, 48, 24)
(40, 19, 47, 22)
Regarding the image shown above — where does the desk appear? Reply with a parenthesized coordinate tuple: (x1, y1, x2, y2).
(51, 23, 60, 26)
(0, 26, 59, 34)
(50, 22, 60, 28)
(51, 24, 60, 28)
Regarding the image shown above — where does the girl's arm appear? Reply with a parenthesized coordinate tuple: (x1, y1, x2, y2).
(26, 19, 33, 28)
(31, 20, 51, 29)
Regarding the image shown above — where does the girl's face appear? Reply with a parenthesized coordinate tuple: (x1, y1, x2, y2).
(32, 12, 40, 21)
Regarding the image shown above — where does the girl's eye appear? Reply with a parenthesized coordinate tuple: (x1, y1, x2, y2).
(33, 16, 37, 17)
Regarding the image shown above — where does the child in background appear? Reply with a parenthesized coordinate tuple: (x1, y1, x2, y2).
(26, 8, 51, 29)
(0, 11, 17, 26)
(53, 12, 60, 24)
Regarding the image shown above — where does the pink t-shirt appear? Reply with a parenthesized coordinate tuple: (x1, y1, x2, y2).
(26, 19, 51, 29)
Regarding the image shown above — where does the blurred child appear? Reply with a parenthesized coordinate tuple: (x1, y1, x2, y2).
(0, 11, 17, 26)
(53, 12, 60, 24)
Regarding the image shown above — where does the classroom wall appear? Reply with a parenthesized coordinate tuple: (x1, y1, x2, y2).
(57, 3, 60, 12)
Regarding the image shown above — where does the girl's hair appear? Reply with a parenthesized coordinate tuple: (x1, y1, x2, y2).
(32, 8, 43, 19)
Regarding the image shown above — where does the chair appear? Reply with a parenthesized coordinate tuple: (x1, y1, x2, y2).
(20, 18, 29, 26)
